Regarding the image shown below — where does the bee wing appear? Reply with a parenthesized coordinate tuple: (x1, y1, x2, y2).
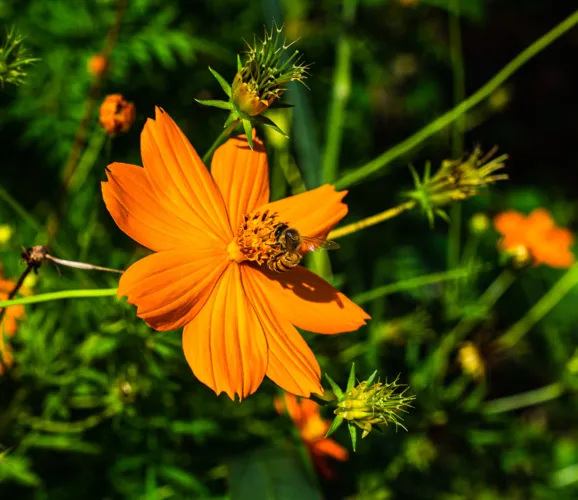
(299, 235, 340, 254)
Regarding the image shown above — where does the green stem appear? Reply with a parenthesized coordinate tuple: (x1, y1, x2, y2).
(321, 0, 357, 184)
(202, 126, 234, 165)
(433, 268, 516, 377)
(496, 264, 578, 350)
(0, 186, 70, 258)
(352, 265, 489, 305)
(446, 0, 466, 316)
(483, 382, 564, 414)
(334, 9, 578, 189)
(68, 128, 107, 193)
(0, 185, 44, 234)
(0, 288, 118, 308)
(449, 0, 466, 157)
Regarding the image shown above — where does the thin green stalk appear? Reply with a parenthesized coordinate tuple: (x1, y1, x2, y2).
(497, 264, 578, 350)
(275, 389, 319, 488)
(321, 0, 357, 184)
(68, 128, 107, 193)
(202, 126, 235, 165)
(433, 268, 516, 377)
(483, 382, 564, 414)
(0, 288, 118, 308)
(352, 265, 489, 305)
(0, 185, 69, 258)
(334, 9, 578, 189)
(446, 0, 467, 315)
(0, 185, 43, 234)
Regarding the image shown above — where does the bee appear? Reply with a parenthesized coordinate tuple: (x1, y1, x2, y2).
(268, 224, 340, 272)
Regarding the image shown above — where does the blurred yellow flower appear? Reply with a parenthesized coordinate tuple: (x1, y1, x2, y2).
(0, 225, 13, 245)
(458, 342, 485, 380)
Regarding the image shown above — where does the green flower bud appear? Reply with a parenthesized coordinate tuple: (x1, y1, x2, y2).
(405, 147, 508, 227)
(325, 364, 415, 451)
(196, 23, 309, 149)
(0, 27, 39, 88)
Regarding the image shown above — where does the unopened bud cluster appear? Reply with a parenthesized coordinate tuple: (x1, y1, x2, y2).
(325, 364, 415, 451)
(196, 23, 309, 149)
(0, 27, 39, 88)
(405, 147, 508, 226)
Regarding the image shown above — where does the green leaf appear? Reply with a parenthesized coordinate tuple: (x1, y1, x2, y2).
(77, 334, 118, 362)
(224, 112, 240, 131)
(325, 415, 344, 438)
(195, 99, 232, 110)
(20, 433, 101, 454)
(228, 447, 323, 500)
(366, 370, 378, 387)
(237, 54, 242, 71)
(158, 465, 208, 495)
(0, 452, 41, 487)
(171, 419, 218, 438)
(254, 114, 289, 138)
(324, 373, 343, 399)
(208, 66, 232, 98)
(268, 102, 295, 110)
(242, 119, 254, 149)
(346, 362, 356, 393)
(408, 163, 422, 188)
(348, 423, 358, 452)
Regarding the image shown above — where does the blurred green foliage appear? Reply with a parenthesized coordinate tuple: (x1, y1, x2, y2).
(2, 0, 578, 498)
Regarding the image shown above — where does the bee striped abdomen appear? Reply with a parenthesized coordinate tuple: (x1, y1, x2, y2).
(267, 250, 302, 272)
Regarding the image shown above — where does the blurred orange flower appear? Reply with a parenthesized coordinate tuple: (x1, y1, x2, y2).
(494, 208, 575, 268)
(101, 108, 369, 401)
(0, 273, 24, 375)
(87, 54, 108, 77)
(275, 392, 348, 478)
(99, 94, 136, 136)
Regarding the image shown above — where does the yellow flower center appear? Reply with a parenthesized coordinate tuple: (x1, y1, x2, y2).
(226, 209, 287, 265)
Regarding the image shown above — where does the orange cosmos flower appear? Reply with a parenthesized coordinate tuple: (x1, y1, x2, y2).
(494, 208, 575, 268)
(101, 108, 369, 400)
(0, 272, 25, 375)
(275, 392, 348, 478)
(99, 94, 136, 136)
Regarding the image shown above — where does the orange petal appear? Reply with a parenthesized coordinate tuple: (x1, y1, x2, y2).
(300, 398, 323, 421)
(242, 266, 322, 397)
(211, 135, 270, 231)
(260, 185, 347, 239)
(313, 438, 349, 461)
(527, 208, 555, 232)
(182, 264, 268, 400)
(533, 227, 575, 268)
(250, 266, 369, 334)
(275, 393, 305, 426)
(118, 246, 228, 331)
(141, 108, 232, 242)
(102, 162, 208, 251)
(493, 210, 527, 236)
